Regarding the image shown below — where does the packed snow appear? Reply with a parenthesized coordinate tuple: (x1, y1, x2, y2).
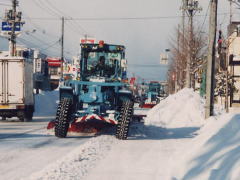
(28, 135, 117, 180)
(145, 88, 205, 128)
(171, 113, 240, 180)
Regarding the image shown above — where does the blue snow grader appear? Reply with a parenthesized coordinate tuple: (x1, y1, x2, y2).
(141, 81, 161, 108)
(54, 41, 134, 140)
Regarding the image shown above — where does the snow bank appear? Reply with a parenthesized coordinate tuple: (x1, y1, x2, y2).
(145, 88, 205, 128)
(172, 113, 240, 180)
(28, 135, 117, 180)
(34, 90, 59, 117)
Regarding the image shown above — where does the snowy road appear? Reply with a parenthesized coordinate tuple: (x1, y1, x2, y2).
(0, 91, 94, 180)
(0, 117, 91, 180)
(2, 89, 234, 180)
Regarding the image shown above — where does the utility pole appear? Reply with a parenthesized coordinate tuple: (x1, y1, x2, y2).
(6, 0, 19, 56)
(230, 0, 233, 23)
(205, 0, 218, 119)
(182, 0, 202, 89)
(3, 0, 23, 56)
(225, 65, 229, 113)
(61, 17, 64, 79)
(182, 0, 186, 42)
(178, 0, 186, 90)
(10, 0, 17, 56)
(176, 25, 180, 92)
(181, 0, 187, 88)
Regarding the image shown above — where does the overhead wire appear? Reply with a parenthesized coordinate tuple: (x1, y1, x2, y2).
(40, 40, 61, 51)
(74, 12, 230, 21)
(199, 1, 211, 34)
(17, 37, 60, 55)
(0, 2, 10, 6)
(15, 32, 74, 57)
(32, 0, 60, 18)
(17, 1, 76, 57)
(17, 12, 235, 22)
(195, 0, 211, 45)
(19, 7, 60, 40)
(2, 2, 230, 59)
(43, 0, 89, 36)
(37, 0, 88, 35)
(17, 6, 62, 56)
(24, 33, 60, 47)
(29, 0, 88, 55)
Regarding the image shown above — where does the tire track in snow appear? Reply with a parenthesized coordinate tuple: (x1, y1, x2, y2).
(27, 135, 118, 180)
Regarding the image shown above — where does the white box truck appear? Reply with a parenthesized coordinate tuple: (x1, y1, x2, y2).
(0, 57, 34, 121)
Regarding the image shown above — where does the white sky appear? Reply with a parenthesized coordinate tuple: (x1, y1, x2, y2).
(0, 0, 235, 80)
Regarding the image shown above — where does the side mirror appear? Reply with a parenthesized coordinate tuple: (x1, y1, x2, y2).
(121, 59, 127, 68)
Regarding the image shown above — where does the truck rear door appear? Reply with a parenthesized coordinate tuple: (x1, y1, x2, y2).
(7, 59, 24, 104)
(0, 60, 3, 104)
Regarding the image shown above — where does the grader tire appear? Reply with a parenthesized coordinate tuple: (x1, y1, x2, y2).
(55, 98, 72, 138)
(116, 100, 134, 140)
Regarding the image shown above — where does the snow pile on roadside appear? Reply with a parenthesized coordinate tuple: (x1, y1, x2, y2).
(171, 113, 240, 180)
(145, 88, 205, 128)
(28, 135, 117, 180)
(34, 90, 59, 117)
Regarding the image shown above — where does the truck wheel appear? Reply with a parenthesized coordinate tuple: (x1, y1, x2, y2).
(18, 111, 25, 122)
(24, 111, 33, 122)
(116, 100, 134, 140)
(55, 98, 72, 138)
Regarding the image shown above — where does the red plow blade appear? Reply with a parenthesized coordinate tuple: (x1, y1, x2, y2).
(47, 116, 116, 136)
(140, 103, 156, 109)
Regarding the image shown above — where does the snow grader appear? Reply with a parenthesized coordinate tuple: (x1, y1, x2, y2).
(48, 41, 134, 140)
(140, 81, 161, 108)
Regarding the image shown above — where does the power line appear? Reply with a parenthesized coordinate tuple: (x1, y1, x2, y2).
(18, 8, 78, 52)
(40, 40, 59, 51)
(0, 23, 72, 57)
(27, 0, 91, 48)
(0, 2, 11, 6)
(38, 0, 89, 36)
(66, 19, 88, 36)
(16, 33, 74, 55)
(219, 12, 227, 28)
(24, 33, 60, 47)
(19, 7, 60, 39)
(18, 1, 78, 58)
(15, 12, 231, 21)
(199, 1, 211, 34)
(32, 0, 60, 18)
(0, 12, 234, 22)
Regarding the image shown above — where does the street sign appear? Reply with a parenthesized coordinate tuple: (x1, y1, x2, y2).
(1, 22, 21, 32)
(160, 53, 168, 65)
